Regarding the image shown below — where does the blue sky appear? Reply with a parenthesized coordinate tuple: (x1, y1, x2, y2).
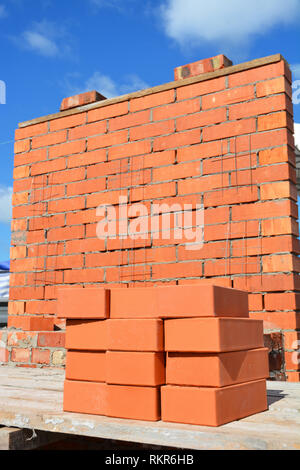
(0, 0, 300, 261)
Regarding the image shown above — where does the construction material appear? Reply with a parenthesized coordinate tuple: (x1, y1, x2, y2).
(61, 285, 268, 426)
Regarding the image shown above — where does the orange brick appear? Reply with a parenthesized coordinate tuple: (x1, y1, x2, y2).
(31, 131, 67, 149)
(165, 317, 263, 352)
(107, 384, 160, 421)
(64, 268, 104, 283)
(50, 113, 86, 132)
(15, 122, 48, 140)
(166, 348, 269, 387)
(108, 319, 164, 351)
(130, 90, 175, 112)
(176, 107, 226, 131)
(131, 181, 176, 201)
(32, 348, 51, 365)
(177, 140, 223, 162)
(256, 77, 291, 98)
(47, 197, 85, 214)
(14, 139, 31, 154)
(130, 120, 175, 141)
(264, 293, 300, 311)
(263, 254, 300, 273)
(203, 118, 256, 142)
(11, 348, 31, 363)
(249, 293, 264, 311)
(259, 146, 294, 165)
(284, 351, 300, 371)
(8, 301, 26, 316)
(153, 129, 200, 152)
(203, 85, 254, 109)
(13, 165, 30, 179)
(108, 140, 151, 160)
(68, 148, 106, 168)
(176, 77, 226, 101)
(67, 178, 106, 196)
(229, 61, 290, 88)
(229, 95, 291, 120)
(47, 225, 84, 242)
(7, 316, 54, 332)
(31, 158, 66, 176)
(88, 129, 128, 151)
(257, 111, 292, 132)
(63, 380, 108, 415)
(110, 285, 248, 319)
(153, 99, 200, 121)
(65, 319, 107, 350)
(161, 380, 267, 426)
(49, 140, 86, 159)
(88, 101, 128, 123)
(106, 351, 165, 386)
(250, 312, 300, 330)
(69, 120, 107, 140)
(109, 110, 150, 131)
(66, 351, 106, 382)
(204, 186, 258, 207)
(232, 200, 296, 222)
(284, 331, 300, 350)
(260, 181, 297, 201)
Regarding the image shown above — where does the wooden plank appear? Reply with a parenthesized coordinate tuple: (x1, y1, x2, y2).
(0, 426, 62, 450)
(0, 366, 299, 450)
(18, 54, 283, 129)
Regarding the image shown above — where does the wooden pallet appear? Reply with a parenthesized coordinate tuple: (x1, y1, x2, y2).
(0, 365, 299, 450)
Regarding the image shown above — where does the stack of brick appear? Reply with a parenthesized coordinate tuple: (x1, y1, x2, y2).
(59, 284, 269, 426)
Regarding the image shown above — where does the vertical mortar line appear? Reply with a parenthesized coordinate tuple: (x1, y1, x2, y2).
(234, 136, 238, 192)
(118, 156, 122, 286)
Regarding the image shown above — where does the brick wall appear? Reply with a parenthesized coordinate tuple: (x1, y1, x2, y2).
(3, 53, 300, 380)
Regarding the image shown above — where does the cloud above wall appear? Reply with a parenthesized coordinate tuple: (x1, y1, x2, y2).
(0, 186, 13, 225)
(64, 71, 149, 99)
(159, 0, 300, 47)
(13, 20, 72, 58)
(0, 4, 7, 18)
(294, 123, 300, 150)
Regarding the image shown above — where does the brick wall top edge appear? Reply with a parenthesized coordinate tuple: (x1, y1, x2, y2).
(19, 53, 284, 129)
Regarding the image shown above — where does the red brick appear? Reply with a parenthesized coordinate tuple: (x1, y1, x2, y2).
(203, 85, 255, 109)
(65, 319, 107, 350)
(31, 131, 67, 149)
(88, 130, 128, 151)
(57, 287, 109, 319)
(49, 140, 86, 159)
(110, 285, 248, 319)
(262, 254, 300, 273)
(15, 122, 48, 140)
(38, 332, 65, 348)
(130, 120, 175, 141)
(47, 197, 85, 214)
(69, 120, 107, 140)
(106, 351, 165, 386)
(161, 380, 267, 426)
(14, 140, 31, 154)
(32, 348, 50, 365)
(67, 178, 106, 196)
(108, 319, 164, 351)
(60, 91, 106, 111)
(229, 95, 291, 120)
(177, 77, 226, 101)
(250, 312, 300, 330)
(203, 118, 256, 142)
(285, 351, 300, 371)
(153, 129, 201, 152)
(284, 331, 300, 350)
(63, 380, 108, 415)
(107, 384, 160, 421)
(260, 181, 297, 201)
(47, 225, 84, 242)
(256, 77, 291, 98)
(259, 146, 294, 166)
(204, 186, 258, 207)
(8, 301, 25, 316)
(66, 351, 106, 382)
(68, 148, 106, 168)
(88, 101, 128, 122)
(232, 200, 296, 221)
(7, 316, 54, 331)
(108, 141, 151, 160)
(165, 317, 263, 352)
(130, 90, 174, 112)
(264, 293, 300, 311)
(131, 181, 176, 201)
(258, 111, 292, 132)
(31, 158, 66, 176)
(50, 113, 86, 132)
(109, 110, 150, 131)
(176, 108, 226, 131)
(64, 269, 104, 283)
(13, 165, 30, 179)
(166, 348, 268, 387)
(11, 348, 31, 363)
(229, 61, 290, 87)
(153, 99, 200, 121)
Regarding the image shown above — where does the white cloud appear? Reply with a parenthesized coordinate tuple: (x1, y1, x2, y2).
(0, 186, 12, 225)
(294, 123, 300, 150)
(0, 5, 7, 18)
(90, 0, 121, 7)
(16, 20, 72, 58)
(23, 31, 58, 57)
(65, 72, 149, 99)
(160, 0, 300, 47)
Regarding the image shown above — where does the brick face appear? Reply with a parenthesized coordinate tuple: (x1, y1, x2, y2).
(6, 54, 299, 380)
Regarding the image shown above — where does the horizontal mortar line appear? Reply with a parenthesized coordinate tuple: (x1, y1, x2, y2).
(19, 54, 283, 127)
